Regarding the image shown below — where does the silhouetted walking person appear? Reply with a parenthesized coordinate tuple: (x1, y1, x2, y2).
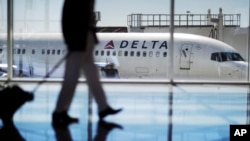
(52, 0, 122, 126)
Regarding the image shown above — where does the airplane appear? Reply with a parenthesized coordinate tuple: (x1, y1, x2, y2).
(0, 32, 248, 80)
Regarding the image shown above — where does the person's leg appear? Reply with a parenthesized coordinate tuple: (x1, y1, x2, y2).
(81, 34, 108, 111)
(53, 52, 82, 125)
(55, 52, 81, 112)
(82, 32, 122, 119)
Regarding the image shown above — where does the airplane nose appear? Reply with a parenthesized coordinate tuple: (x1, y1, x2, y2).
(240, 62, 248, 80)
(228, 62, 248, 80)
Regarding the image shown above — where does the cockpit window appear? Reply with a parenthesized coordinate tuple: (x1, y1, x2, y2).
(211, 53, 220, 61)
(211, 52, 244, 62)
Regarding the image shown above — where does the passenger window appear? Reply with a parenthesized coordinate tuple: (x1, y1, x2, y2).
(57, 50, 61, 55)
(118, 51, 122, 56)
(95, 50, 99, 56)
(124, 51, 128, 56)
(107, 51, 110, 56)
(163, 52, 167, 57)
(52, 49, 55, 55)
(0, 48, 2, 54)
(156, 51, 160, 57)
(143, 51, 147, 57)
(130, 51, 134, 57)
(112, 51, 116, 56)
(101, 50, 104, 56)
(136, 51, 140, 57)
(149, 51, 153, 57)
(47, 50, 50, 55)
(17, 49, 21, 54)
(42, 49, 45, 55)
(32, 49, 35, 54)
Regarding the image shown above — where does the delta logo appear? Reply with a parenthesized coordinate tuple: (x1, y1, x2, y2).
(104, 40, 115, 49)
(103, 39, 168, 49)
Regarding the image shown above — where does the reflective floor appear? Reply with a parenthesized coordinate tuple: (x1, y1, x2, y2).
(0, 82, 249, 141)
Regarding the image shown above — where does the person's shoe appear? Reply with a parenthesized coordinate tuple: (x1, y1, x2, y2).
(98, 120, 123, 131)
(98, 106, 122, 119)
(52, 111, 78, 126)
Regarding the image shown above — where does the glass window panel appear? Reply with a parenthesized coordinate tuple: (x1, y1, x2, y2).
(11, 0, 65, 77)
(2, 0, 248, 81)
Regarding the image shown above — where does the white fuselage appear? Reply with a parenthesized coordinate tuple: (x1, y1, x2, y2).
(0, 33, 248, 80)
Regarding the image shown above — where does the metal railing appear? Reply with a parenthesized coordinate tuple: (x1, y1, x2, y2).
(127, 13, 241, 27)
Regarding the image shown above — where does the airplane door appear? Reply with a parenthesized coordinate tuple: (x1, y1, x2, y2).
(180, 43, 193, 70)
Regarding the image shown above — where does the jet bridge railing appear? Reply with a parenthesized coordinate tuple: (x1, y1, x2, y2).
(127, 13, 241, 28)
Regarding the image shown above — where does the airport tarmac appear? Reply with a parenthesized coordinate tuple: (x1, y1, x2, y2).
(0, 82, 249, 141)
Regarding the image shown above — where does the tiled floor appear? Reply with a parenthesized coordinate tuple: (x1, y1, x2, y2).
(0, 82, 249, 141)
